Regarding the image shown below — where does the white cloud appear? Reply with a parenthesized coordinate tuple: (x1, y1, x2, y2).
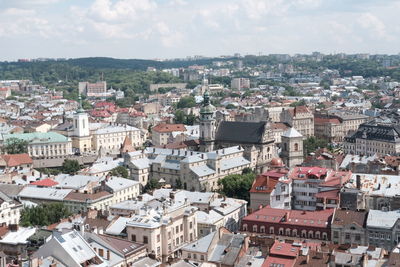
(0, 0, 399, 60)
(357, 13, 388, 39)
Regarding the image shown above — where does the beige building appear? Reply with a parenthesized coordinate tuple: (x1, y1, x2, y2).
(79, 81, 107, 97)
(17, 176, 141, 213)
(0, 191, 22, 225)
(331, 209, 367, 246)
(124, 201, 198, 262)
(124, 146, 251, 191)
(344, 122, 400, 156)
(314, 112, 368, 142)
(151, 123, 186, 147)
(280, 106, 314, 137)
(69, 101, 142, 155)
(1, 132, 72, 159)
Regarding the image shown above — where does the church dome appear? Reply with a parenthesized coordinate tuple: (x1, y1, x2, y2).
(270, 157, 284, 167)
(200, 91, 216, 114)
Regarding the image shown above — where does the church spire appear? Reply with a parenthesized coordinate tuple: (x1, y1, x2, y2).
(77, 93, 84, 113)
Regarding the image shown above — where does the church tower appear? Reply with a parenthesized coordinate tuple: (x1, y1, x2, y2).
(281, 127, 304, 168)
(71, 94, 92, 153)
(199, 91, 216, 152)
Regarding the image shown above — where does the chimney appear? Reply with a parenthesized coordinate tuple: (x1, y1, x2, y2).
(356, 175, 361, 189)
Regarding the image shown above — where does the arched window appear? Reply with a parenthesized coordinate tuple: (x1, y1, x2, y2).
(260, 226, 265, 233)
(292, 229, 298, 237)
(322, 232, 328, 240)
(253, 225, 258, 232)
(285, 228, 291, 236)
(279, 228, 284, 235)
(308, 231, 314, 239)
(301, 230, 307, 238)
(242, 224, 247, 231)
(315, 231, 321, 239)
(269, 227, 274, 234)
(294, 143, 299, 151)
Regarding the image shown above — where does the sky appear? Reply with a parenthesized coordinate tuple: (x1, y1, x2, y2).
(0, 0, 400, 61)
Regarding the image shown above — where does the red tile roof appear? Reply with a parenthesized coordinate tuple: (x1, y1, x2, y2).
(243, 206, 334, 228)
(30, 178, 58, 187)
(262, 256, 295, 267)
(2, 154, 33, 167)
(314, 117, 341, 124)
(269, 241, 300, 258)
(152, 123, 186, 133)
(315, 189, 339, 200)
(250, 175, 279, 194)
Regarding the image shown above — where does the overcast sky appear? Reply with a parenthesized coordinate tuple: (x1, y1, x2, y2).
(1, 0, 399, 61)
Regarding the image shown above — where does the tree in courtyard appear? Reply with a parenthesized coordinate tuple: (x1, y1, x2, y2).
(61, 159, 82, 175)
(4, 138, 29, 154)
(20, 203, 72, 227)
(143, 178, 161, 193)
(217, 172, 256, 202)
(109, 166, 129, 178)
(303, 136, 328, 156)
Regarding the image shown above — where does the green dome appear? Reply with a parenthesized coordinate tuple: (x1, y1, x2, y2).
(200, 91, 215, 114)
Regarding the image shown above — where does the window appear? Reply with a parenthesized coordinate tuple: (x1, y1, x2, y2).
(176, 237, 179, 245)
(276, 196, 280, 201)
(345, 233, 350, 240)
(98, 248, 104, 257)
(200, 255, 205, 261)
(269, 227, 274, 234)
(143, 236, 148, 244)
(333, 231, 339, 239)
(355, 234, 361, 241)
(157, 246, 161, 254)
(157, 234, 160, 242)
(188, 253, 191, 258)
(193, 254, 197, 260)
(131, 234, 136, 242)
(180, 224, 183, 231)
(253, 225, 258, 232)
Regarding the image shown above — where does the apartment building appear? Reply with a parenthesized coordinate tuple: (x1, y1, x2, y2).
(0, 191, 22, 226)
(241, 206, 334, 241)
(344, 121, 400, 156)
(231, 78, 250, 90)
(151, 123, 186, 147)
(124, 201, 198, 262)
(331, 209, 367, 246)
(314, 112, 368, 142)
(367, 210, 400, 251)
(280, 106, 314, 137)
(288, 167, 352, 211)
(17, 176, 140, 212)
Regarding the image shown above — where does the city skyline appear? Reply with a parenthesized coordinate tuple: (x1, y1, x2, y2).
(1, 0, 400, 61)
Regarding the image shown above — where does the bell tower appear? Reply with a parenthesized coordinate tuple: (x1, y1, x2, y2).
(281, 127, 304, 168)
(199, 91, 216, 152)
(71, 94, 92, 153)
